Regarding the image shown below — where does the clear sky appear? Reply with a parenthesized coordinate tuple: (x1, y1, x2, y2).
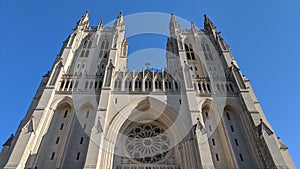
(0, 0, 299, 166)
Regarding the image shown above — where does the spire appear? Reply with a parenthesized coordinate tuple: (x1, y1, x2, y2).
(118, 11, 123, 19)
(170, 13, 180, 28)
(204, 14, 217, 38)
(204, 14, 216, 29)
(114, 11, 125, 31)
(79, 11, 89, 24)
(118, 11, 124, 24)
(97, 19, 103, 30)
(115, 11, 124, 26)
(191, 22, 196, 32)
(169, 13, 181, 37)
(76, 11, 90, 30)
(170, 13, 176, 24)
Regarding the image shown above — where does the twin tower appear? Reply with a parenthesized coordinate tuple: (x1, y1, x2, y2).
(0, 11, 295, 169)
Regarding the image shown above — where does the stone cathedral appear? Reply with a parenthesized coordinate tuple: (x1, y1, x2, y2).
(0, 11, 295, 169)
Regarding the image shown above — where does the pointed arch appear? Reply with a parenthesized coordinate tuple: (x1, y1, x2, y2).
(144, 72, 153, 91)
(184, 40, 195, 60)
(73, 96, 97, 111)
(101, 97, 190, 169)
(99, 37, 110, 58)
(34, 97, 74, 168)
(133, 72, 142, 91)
(223, 102, 259, 168)
(50, 96, 74, 111)
(124, 73, 133, 91)
(164, 73, 174, 92)
(200, 38, 214, 60)
(200, 99, 236, 168)
(68, 33, 76, 47)
(80, 34, 93, 57)
(113, 72, 123, 91)
(60, 96, 96, 169)
(154, 73, 163, 90)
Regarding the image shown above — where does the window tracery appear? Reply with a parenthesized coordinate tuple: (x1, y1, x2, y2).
(201, 42, 213, 60)
(184, 42, 195, 60)
(80, 38, 92, 57)
(99, 39, 110, 58)
(125, 124, 170, 163)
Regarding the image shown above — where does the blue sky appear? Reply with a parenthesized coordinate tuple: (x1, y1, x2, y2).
(0, 0, 299, 166)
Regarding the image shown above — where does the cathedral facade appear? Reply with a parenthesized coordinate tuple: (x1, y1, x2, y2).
(0, 12, 295, 169)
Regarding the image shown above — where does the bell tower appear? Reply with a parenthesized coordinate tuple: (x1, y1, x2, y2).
(0, 12, 295, 169)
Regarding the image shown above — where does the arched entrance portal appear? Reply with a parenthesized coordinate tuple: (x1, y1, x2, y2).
(109, 97, 195, 169)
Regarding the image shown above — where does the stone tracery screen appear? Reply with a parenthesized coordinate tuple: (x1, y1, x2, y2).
(125, 123, 170, 163)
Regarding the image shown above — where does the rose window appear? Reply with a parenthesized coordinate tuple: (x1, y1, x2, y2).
(125, 123, 170, 163)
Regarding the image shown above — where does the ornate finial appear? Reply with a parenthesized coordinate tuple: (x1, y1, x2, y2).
(76, 10, 90, 29)
(204, 14, 216, 30)
(97, 19, 103, 30)
(118, 11, 123, 18)
(191, 22, 195, 31)
(171, 13, 176, 20)
(170, 13, 177, 23)
(169, 13, 181, 35)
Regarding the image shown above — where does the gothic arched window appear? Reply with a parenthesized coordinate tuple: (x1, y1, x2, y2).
(198, 82, 202, 92)
(145, 74, 152, 91)
(165, 79, 172, 91)
(184, 42, 195, 60)
(134, 77, 142, 91)
(155, 78, 162, 90)
(201, 42, 213, 60)
(80, 37, 92, 58)
(114, 78, 121, 91)
(68, 34, 76, 47)
(145, 78, 152, 91)
(175, 81, 180, 91)
(99, 39, 110, 58)
(125, 78, 132, 91)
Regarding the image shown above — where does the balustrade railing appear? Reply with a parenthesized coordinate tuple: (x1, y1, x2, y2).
(194, 78, 237, 95)
(57, 74, 103, 93)
(115, 164, 180, 169)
